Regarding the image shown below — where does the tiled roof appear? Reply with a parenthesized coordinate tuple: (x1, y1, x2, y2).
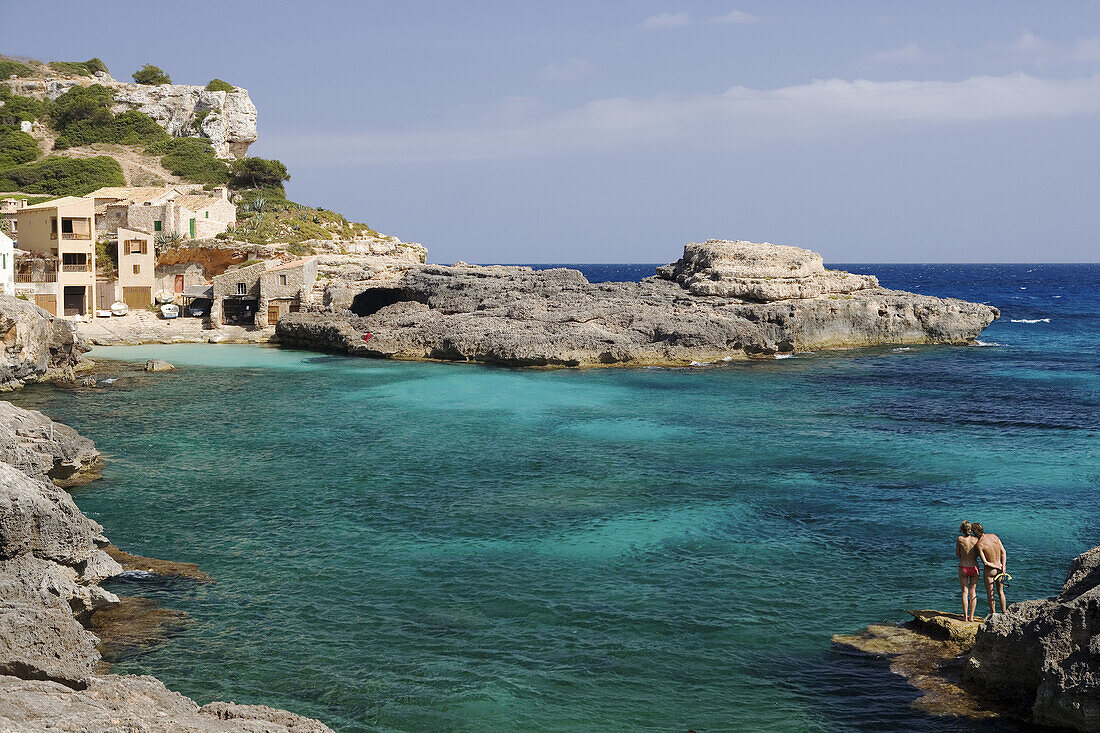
(21, 196, 90, 211)
(174, 194, 227, 211)
(87, 186, 180, 204)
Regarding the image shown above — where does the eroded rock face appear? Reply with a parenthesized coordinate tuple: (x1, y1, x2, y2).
(6, 75, 257, 159)
(657, 239, 879, 302)
(964, 544, 1100, 731)
(277, 241, 999, 367)
(0, 401, 100, 486)
(0, 295, 87, 390)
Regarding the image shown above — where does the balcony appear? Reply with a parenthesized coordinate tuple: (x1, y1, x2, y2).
(61, 263, 90, 272)
(16, 270, 57, 283)
(49, 232, 93, 240)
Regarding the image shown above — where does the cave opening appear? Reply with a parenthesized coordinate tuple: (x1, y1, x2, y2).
(350, 288, 423, 316)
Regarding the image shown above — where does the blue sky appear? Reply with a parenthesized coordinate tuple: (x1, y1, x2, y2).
(8, 1, 1100, 262)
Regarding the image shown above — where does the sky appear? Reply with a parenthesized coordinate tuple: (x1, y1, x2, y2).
(7, 1, 1100, 263)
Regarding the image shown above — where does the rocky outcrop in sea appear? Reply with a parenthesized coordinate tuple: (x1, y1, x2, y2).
(276, 239, 1000, 367)
(0, 295, 332, 731)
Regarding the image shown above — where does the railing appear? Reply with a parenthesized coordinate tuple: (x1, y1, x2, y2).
(16, 271, 57, 283)
(49, 232, 92, 240)
(61, 263, 90, 272)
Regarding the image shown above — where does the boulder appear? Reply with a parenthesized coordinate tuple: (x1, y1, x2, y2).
(144, 359, 175, 372)
(0, 294, 87, 390)
(0, 401, 101, 486)
(964, 544, 1100, 731)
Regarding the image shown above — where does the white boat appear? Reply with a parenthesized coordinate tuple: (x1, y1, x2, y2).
(154, 289, 175, 304)
(110, 301, 129, 316)
(95, 309, 113, 318)
(160, 303, 179, 319)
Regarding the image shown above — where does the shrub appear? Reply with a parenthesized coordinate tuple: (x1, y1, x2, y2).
(204, 78, 235, 92)
(48, 58, 109, 77)
(95, 237, 118, 272)
(49, 85, 169, 147)
(0, 155, 124, 195)
(49, 84, 114, 128)
(132, 64, 171, 85)
(0, 127, 40, 169)
(228, 157, 290, 190)
(193, 108, 211, 129)
(158, 137, 229, 185)
(0, 58, 35, 79)
(0, 87, 49, 122)
(52, 136, 71, 150)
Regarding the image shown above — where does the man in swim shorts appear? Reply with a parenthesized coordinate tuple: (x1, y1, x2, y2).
(974, 523, 1008, 616)
(955, 521, 980, 622)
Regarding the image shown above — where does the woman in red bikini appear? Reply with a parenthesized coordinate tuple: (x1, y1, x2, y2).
(956, 521, 981, 622)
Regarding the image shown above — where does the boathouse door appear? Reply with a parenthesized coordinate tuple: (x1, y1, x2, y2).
(174, 274, 185, 293)
(35, 294, 57, 315)
(63, 286, 86, 316)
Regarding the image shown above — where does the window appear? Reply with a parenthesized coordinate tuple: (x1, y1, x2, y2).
(189, 218, 195, 238)
(279, 274, 287, 286)
(154, 220, 162, 232)
(133, 264, 140, 274)
(236, 282, 246, 295)
(205, 211, 209, 218)
(127, 240, 144, 255)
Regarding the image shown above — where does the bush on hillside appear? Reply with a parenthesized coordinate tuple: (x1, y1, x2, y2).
(132, 64, 171, 85)
(0, 58, 35, 79)
(0, 127, 40, 169)
(0, 155, 124, 196)
(49, 85, 169, 147)
(158, 137, 230, 185)
(0, 87, 49, 122)
(48, 58, 110, 77)
(228, 157, 290, 190)
(204, 78, 235, 92)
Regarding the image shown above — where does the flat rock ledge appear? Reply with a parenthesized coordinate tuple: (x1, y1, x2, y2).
(838, 544, 1100, 731)
(276, 240, 999, 367)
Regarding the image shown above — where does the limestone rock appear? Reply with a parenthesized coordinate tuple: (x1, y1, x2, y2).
(0, 462, 104, 566)
(0, 294, 87, 390)
(964, 544, 1100, 731)
(276, 241, 999, 367)
(657, 239, 878, 301)
(907, 609, 981, 646)
(144, 359, 175, 372)
(0, 401, 100, 486)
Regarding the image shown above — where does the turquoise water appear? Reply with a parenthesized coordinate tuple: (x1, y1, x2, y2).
(7, 265, 1098, 732)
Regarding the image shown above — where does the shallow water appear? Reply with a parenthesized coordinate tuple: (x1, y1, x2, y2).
(8, 264, 1098, 732)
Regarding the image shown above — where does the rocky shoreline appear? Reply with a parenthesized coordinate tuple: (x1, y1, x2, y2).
(276, 240, 1000, 367)
(0, 294, 331, 731)
(837, 546, 1100, 730)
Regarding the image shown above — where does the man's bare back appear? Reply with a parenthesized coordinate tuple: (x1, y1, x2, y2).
(977, 533, 1006, 572)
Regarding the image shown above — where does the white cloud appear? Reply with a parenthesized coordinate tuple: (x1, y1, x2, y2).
(539, 58, 595, 82)
(270, 73, 1100, 164)
(1011, 29, 1053, 55)
(864, 42, 925, 65)
(637, 12, 690, 30)
(707, 9, 762, 25)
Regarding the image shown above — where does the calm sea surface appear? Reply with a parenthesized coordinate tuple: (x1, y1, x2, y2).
(7, 264, 1098, 732)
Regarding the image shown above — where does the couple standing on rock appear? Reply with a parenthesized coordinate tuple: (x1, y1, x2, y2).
(956, 521, 1009, 622)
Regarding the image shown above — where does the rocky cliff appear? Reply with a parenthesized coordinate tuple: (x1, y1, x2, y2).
(276, 239, 999, 367)
(0, 294, 87, 390)
(7, 72, 257, 158)
(965, 544, 1100, 730)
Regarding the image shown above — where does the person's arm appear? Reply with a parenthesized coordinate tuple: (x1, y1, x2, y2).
(978, 542, 995, 568)
(1000, 541, 1007, 572)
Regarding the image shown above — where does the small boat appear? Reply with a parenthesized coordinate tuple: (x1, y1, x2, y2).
(110, 301, 129, 316)
(160, 303, 179, 319)
(154, 289, 175, 304)
(95, 309, 113, 318)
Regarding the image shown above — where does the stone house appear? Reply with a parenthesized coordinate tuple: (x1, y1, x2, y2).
(14, 197, 97, 317)
(0, 230, 13, 296)
(1, 198, 27, 238)
(113, 228, 156, 308)
(89, 185, 235, 240)
(210, 257, 318, 327)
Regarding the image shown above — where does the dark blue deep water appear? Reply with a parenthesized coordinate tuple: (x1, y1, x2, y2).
(8, 263, 1098, 732)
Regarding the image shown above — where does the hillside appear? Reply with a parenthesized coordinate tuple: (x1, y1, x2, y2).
(0, 55, 406, 248)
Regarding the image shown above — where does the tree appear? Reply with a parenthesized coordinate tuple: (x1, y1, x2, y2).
(132, 64, 171, 85)
(204, 79, 235, 92)
(228, 157, 290, 189)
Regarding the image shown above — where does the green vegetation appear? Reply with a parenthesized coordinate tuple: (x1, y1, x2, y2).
(0, 58, 35, 79)
(47, 58, 109, 77)
(204, 79, 235, 92)
(228, 157, 290, 190)
(0, 127, 40, 169)
(224, 190, 383, 245)
(49, 85, 169, 147)
(0, 86, 49, 122)
(156, 137, 229, 185)
(132, 64, 171, 85)
(193, 108, 211, 128)
(95, 237, 118, 273)
(0, 155, 124, 195)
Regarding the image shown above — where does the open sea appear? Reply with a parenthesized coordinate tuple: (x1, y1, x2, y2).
(7, 263, 1098, 732)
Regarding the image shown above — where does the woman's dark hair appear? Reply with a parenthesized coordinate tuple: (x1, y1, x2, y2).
(972, 523, 985, 537)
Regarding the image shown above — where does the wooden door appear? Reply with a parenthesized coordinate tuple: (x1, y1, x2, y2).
(174, 274, 184, 293)
(96, 282, 116, 310)
(35, 294, 57, 315)
(123, 286, 151, 309)
(267, 302, 282, 325)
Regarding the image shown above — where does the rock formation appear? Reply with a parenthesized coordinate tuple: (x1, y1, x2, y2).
(965, 544, 1100, 730)
(0, 294, 87, 390)
(5, 72, 257, 158)
(0, 401, 100, 486)
(276, 239, 999, 367)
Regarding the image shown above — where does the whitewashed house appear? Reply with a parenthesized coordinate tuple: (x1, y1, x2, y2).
(0, 230, 13, 296)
